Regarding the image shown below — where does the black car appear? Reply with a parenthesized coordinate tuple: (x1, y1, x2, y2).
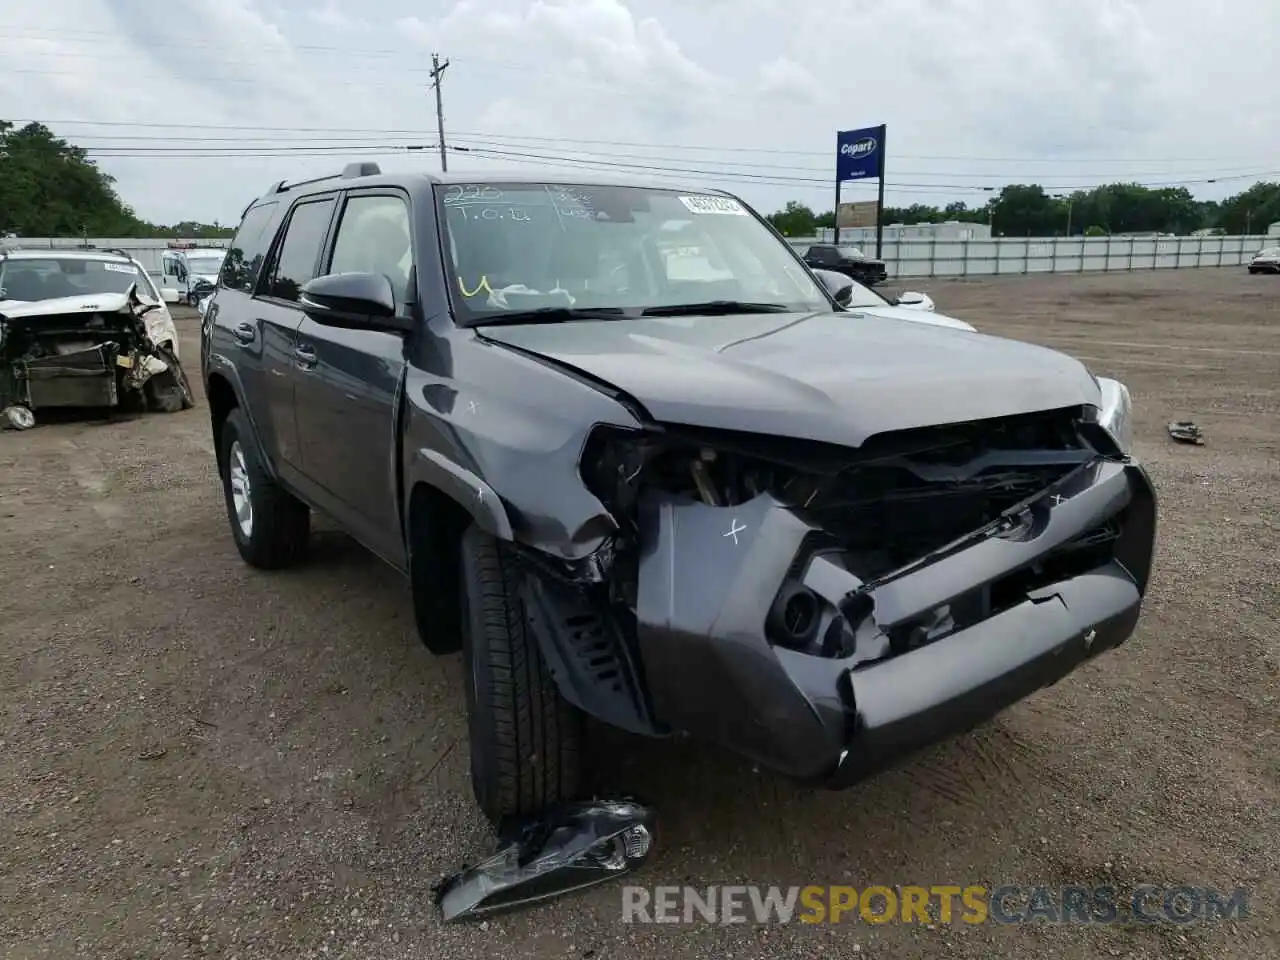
(201, 163, 1155, 825)
(801, 242, 889, 285)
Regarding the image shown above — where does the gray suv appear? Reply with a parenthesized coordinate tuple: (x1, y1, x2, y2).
(200, 163, 1156, 825)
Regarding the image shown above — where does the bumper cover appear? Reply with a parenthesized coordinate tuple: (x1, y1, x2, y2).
(633, 457, 1156, 783)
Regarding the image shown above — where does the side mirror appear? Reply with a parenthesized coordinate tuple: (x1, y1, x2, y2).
(812, 268, 854, 307)
(299, 272, 411, 331)
(895, 291, 934, 312)
(160, 287, 181, 304)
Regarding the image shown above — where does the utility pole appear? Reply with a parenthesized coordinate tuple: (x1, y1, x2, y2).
(429, 53, 450, 172)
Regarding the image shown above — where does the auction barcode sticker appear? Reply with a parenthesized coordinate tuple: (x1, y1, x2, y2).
(678, 195, 747, 215)
(103, 263, 137, 273)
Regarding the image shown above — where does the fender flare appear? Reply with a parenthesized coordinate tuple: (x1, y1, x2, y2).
(406, 447, 514, 540)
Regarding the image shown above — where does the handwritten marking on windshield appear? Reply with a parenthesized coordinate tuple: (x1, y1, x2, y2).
(450, 206, 532, 222)
(444, 184, 503, 204)
(458, 275, 493, 298)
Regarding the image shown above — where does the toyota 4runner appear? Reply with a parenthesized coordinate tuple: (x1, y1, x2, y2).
(200, 163, 1156, 825)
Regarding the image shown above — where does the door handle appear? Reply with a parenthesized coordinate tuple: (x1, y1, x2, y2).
(232, 322, 256, 344)
(293, 345, 318, 370)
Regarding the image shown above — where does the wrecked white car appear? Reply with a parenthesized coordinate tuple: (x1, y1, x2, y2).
(0, 249, 193, 429)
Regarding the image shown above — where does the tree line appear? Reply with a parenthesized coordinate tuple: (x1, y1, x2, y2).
(0, 121, 233, 238)
(768, 181, 1280, 239)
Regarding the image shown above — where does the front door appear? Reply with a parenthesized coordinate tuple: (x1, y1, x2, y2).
(292, 190, 414, 568)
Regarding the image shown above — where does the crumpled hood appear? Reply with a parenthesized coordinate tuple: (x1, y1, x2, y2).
(192, 273, 220, 286)
(0, 291, 133, 319)
(478, 311, 1101, 447)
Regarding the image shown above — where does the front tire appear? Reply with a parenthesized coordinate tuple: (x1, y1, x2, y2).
(459, 525, 584, 825)
(219, 408, 310, 569)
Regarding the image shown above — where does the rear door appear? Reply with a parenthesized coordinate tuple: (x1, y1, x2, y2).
(292, 189, 414, 569)
(249, 194, 339, 475)
(206, 201, 290, 469)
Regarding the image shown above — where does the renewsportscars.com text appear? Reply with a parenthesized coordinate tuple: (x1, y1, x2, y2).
(621, 884, 1250, 926)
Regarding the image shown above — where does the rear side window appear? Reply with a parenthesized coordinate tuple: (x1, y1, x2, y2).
(221, 202, 278, 292)
(264, 199, 335, 302)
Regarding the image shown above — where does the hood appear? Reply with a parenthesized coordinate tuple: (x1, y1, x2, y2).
(0, 291, 133, 319)
(478, 311, 1100, 448)
(847, 304, 975, 332)
(192, 273, 220, 286)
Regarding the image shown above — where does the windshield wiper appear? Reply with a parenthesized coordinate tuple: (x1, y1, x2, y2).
(641, 300, 793, 317)
(471, 306, 627, 326)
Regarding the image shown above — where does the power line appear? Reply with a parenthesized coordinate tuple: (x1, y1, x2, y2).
(74, 138, 1280, 195)
(25, 119, 1273, 166)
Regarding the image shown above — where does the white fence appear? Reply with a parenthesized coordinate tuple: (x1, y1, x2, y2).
(787, 234, 1270, 280)
(8, 233, 1271, 283)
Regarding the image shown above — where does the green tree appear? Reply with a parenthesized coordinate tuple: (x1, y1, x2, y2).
(991, 184, 1059, 236)
(766, 200, 818, 236)
(1214, 182, 1280, 235)
(0, 121, 145, 236)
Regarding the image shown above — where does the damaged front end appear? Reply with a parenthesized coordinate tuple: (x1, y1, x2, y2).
(516, 404, 1156, 784)
(0, 285, 193, 427)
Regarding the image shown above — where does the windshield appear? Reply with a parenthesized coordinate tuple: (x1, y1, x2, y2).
(1257, 247, 1280, 257)
(0, 257, 156, 303)
(184, 252, 226, 274)
(837, 245, 866, 259)
(438, 183, 829, 322)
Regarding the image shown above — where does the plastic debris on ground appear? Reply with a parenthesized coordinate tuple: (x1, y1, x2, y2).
(1167, 420, 1205, 445)
(2, 405, 35, 430)
(433, 799, 654, 922)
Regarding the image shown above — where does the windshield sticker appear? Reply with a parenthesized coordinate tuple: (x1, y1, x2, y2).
(678, 195, 747, 216)
(102, 263, 138, 273)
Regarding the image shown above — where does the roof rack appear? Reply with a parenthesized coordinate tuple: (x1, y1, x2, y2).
(342, 162, 381, 178)
(266, 161, 382, 198)
(99, 247, 135, 261)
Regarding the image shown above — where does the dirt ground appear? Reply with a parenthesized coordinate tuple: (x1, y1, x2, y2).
(1, 268, 1276, 960)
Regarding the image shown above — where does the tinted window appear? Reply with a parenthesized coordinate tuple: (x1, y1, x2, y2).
(221, 202, 278, 292)
(265, 199, 335, 302)
(328, 195, 413, 310)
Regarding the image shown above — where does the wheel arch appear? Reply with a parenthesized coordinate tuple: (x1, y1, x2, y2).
(205, 369, 273, 481)
(405, 475, 500, 655)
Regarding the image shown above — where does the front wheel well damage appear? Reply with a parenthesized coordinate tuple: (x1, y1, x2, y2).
(408, 481, 473, 655)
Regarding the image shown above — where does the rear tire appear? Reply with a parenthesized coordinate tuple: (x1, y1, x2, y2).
(219, 408, 310, 569)
(459, 525, 584, 825)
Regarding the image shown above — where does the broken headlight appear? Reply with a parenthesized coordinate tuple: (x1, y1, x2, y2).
(1096, 377, 1133, 453)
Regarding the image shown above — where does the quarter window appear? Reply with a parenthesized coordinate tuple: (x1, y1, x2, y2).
(220, 202, 278, 292)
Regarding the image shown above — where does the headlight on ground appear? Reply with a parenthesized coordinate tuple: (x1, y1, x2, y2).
(1096, 377, 1133, 452)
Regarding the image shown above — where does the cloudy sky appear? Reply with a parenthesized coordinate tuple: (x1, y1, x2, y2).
(4, 0, 1277, 226)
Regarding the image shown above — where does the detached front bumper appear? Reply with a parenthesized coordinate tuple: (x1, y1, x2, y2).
(632, 457, 1156, 784)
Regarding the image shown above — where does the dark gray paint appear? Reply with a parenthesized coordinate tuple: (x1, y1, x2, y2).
(477, 312, 1101, 447)
(202, 167, 1157, 793)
